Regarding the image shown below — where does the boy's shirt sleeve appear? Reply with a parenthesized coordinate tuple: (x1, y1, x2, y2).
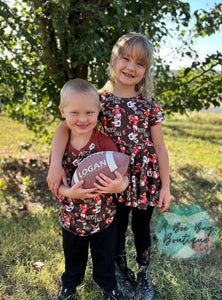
(98, 133, 129, 176)
(99, 133, 119, 152)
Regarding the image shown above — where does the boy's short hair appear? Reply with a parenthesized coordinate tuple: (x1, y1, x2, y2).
(60, 78, 100, 109)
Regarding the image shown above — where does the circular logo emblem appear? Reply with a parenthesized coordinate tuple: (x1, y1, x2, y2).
(155, 205, 217, 259)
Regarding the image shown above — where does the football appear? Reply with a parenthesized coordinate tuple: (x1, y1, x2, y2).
(71, 151, 129, 189)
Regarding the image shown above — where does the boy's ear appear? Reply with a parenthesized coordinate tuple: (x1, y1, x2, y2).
(59, 106, 66, 118)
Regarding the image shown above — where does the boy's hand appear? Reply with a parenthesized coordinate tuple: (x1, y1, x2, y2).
(66, 181, 100, 199)
(47, 165, 68, 196)
(158, 187, 171, 212)
(94, 171, 129, 194)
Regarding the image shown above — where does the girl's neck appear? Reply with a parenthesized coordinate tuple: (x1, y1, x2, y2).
(112, 85, 138, 98)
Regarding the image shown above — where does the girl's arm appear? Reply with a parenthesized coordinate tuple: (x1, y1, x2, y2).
(47, 121, 70, 196)
(150, 123, 171, 212)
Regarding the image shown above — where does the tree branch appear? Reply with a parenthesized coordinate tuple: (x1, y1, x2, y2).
(32, 0, 61, 73)
(156, 61, 220, 96)
(185, 62, 220, 85)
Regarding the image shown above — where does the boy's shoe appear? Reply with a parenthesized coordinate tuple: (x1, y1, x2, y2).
(54, 287, 77, 300)
(103, 287, 123, 300)
(115, 263, 136, 299)
(137, 266, 155, 300)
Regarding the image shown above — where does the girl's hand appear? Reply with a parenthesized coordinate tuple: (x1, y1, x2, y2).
(47, 164, 68, 196)
(158, 187, 171, 212)
(65, 181, 100, 199)
(94, 171, 129, 194)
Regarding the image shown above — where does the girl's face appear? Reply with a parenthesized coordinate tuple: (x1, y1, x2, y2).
(112, 45, 146, 92)
(59, 91, 100, 137)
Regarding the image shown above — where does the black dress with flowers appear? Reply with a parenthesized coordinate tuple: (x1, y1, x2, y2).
(99, 93, 164, 210)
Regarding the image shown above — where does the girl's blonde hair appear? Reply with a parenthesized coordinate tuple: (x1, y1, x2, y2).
(60, 78, 100, 109)
(100, 32, 154, 98)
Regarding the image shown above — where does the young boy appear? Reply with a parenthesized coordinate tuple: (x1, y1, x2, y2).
(51, 78, 128, 300)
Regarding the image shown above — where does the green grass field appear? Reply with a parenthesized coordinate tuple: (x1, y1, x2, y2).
(0, 112, 221, 300)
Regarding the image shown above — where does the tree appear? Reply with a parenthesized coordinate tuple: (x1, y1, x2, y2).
(0, 0, 221, 135)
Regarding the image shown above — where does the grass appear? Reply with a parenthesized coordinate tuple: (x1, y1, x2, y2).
(0, 111, 221, 299)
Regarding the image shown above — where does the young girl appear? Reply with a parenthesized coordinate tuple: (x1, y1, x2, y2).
(47, 33, 171, 300)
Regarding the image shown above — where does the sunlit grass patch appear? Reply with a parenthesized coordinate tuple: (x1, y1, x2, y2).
(0, 112, 221, 299)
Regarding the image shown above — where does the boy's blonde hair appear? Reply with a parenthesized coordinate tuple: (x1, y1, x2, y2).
(60, 78, 100, 109)
(100, 32, 154, 98)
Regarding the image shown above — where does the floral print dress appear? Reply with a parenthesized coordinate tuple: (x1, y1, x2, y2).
(100, 93, 164, 210)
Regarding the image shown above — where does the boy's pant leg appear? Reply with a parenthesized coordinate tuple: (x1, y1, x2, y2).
(90, 218, 117, 292)
(61, 228, 89, 289)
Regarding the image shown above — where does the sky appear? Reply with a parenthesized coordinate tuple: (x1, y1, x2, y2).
(188, 0, 221, 55)
(159, 0, 222, 70)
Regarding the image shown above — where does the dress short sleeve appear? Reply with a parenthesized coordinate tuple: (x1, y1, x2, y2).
(148, 99, 164, 127)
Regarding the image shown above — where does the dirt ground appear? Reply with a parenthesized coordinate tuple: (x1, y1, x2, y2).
(0, 155, 57, 215)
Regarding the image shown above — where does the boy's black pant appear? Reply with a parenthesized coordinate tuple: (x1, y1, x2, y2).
(115, 202, 154, 266)
(61, 217, 117, 292)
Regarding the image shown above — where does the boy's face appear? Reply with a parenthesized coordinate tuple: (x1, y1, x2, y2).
(59, 91, 100, 137)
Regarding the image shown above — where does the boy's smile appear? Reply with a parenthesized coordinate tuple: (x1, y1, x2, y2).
(59, 91, 100, 138)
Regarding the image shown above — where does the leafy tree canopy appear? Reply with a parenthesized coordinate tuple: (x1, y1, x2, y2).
(0, 0, 221, 135)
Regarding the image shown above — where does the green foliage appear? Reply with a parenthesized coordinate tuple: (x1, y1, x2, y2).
(156, 52, 222, 113)
(0, 0, 221, 133)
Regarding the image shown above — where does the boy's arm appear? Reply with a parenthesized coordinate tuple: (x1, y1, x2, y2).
(58, 181, 100, 199)
(150, 123, 171, 212)
(94, 134, 129, 194)
(94, 172, 129, 194)
(47, 121, 70, 196)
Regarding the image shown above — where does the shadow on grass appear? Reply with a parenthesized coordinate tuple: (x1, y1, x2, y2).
(164, 123, 222, 146)
(0, 157, 56, 208)
(151, 247, 222, 300)
(0, 200, 62, 299)
(170, 164, 222, 225)
(1, 157, 221, 299)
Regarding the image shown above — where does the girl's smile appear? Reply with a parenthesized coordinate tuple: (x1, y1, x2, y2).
(113, 48, 146, 96)
(122, 71, 135, 78)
